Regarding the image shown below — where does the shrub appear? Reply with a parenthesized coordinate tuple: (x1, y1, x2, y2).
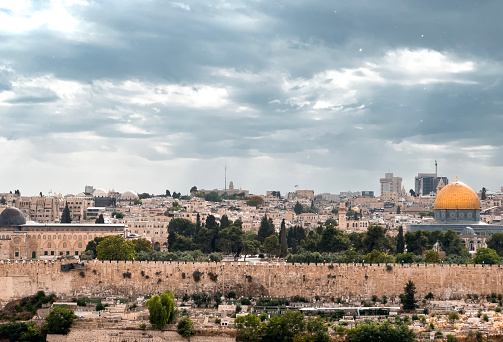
(193, 270, 202, 282)
(139, 323, 146, 330)
(495, 306, 502, 313)
(208, 272, 218, 282)
(123, 272, 132, 279)
(446, 334, 456, 342)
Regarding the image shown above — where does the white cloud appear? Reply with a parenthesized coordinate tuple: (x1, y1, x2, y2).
(0, 0, 84, 33)
(171, 2, 190, 11)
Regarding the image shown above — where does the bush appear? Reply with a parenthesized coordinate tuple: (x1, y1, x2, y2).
(446, 334, 456, 342)
(43, 307, 77, 335)
(495, 306, 502, 313)
(193, 270, 202, 282)
(139, 323, 146, 330)
(208, 272, 218, 282)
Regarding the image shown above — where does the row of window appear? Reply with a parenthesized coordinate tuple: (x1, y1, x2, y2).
(27, 235, 96, 240)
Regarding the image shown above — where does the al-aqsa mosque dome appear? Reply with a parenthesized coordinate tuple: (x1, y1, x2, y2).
(0, 207, 27, 226)
(433, 179, 481, 223)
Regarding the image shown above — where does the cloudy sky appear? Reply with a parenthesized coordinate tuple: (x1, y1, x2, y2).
(1, 0, 502, 197)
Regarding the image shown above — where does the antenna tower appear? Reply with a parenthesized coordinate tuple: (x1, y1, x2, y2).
(224, 164, 227, 191)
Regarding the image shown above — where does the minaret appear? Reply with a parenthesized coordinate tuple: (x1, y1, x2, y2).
(338, 202, 347, 230)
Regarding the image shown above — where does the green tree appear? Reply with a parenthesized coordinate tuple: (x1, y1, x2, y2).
(401, 280, 418, 311)
(0, 196, 6, 205)
(257, 215, 275, 243)
(263, 235, 280, 258)
(242, 231, 260, 260)
(440, 230, 464, 256)
(177, 317, 195, 341)
(397, 205, 401, 214)
(204, 191, 222, 202)
(246, 195, 264, 208)
(0, 322, 43, 342)
(61, 203, 72, 223)
(84, 236, 106, 258)
(487, 233, 503, 257)
(262, 310, 306, 342)
(364, 250, 394, 263)
(396, 226, 405, 254)
(424, 250, 440, 263)
(134, 198, 142, 205)
(43, 306, 77, 335)
(131, 238, 153, 253)
(481, 187, 487, 200)
(95, 214, 105, 224)
(473, 247, 500, 264)
(220, 215, 230, 229)
(217, 223, 243, 257)
(319, 226, 350, 253)
(395, 252, 416, 264)
(363, 225, 387, 253)
(96, 235, 136, 261)
(145, 290, 178, 330)
(139, 193, 151, 199)
(405, 230, 427, 255)
(279, 219, 288, 258)
(346, 321, 415, 342)
(168, 218, 196, 238)
(235, 314, 262, 342)
(294, 202, 303, 215)
(287, 226, 306, 254)
(111, 211, 124, 219)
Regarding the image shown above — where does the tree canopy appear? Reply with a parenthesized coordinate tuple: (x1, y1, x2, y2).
(43, 306, 77, 335)
(96, 235, 136, 261)
(145, 289, 178, 330)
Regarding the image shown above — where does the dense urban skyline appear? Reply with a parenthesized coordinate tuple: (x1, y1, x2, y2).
(0, 1, 502, 196)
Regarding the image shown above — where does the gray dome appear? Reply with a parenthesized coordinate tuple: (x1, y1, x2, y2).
(462, 226, 475, 236)
(0, 207, 26, 226)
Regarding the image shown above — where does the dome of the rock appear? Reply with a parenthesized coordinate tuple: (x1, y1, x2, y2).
(434, 181, 480, 210)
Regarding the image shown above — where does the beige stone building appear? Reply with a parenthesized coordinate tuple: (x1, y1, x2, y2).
(0, 207, 125, 260)
(13, 196, 61, 223)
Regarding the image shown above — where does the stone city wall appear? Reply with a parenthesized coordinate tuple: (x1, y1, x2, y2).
(0, 261, 501, 302)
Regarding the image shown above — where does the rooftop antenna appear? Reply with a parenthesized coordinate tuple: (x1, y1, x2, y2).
(224, 164, 227, 191)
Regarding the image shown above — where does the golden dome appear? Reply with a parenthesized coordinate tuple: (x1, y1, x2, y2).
(434, 181, 480, 210)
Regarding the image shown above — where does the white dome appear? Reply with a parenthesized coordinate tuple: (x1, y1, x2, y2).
(122, 190, 139, 199)
(93, 188, 108, 197)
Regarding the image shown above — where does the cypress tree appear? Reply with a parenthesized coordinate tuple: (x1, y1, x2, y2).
(279, 219, 288, 258)
(396, 226, 405, 254)
(61, 203, 71, 223)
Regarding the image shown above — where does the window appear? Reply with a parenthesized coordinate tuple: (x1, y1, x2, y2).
(51, 251, 54, 255)
(44, 251, 48, 255)
(15, 252, 19, 257)
(75, 251, 79, 255)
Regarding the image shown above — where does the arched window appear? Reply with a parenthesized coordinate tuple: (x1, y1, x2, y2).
(47, 242, 52, 248)
(78, 242, 82, 248)
(63, 242, 67, 248)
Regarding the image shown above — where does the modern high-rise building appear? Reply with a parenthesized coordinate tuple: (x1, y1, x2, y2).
(414, 173, 449, 196)
(380, 173, 402, 196)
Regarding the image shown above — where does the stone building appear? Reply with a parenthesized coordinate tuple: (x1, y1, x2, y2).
(0, 207, 125, 260)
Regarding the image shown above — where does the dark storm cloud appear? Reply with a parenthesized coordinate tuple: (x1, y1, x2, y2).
(1, 0, 503, 194)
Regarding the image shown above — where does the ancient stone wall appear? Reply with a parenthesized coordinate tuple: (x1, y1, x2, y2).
(0, 261, 501, 302)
